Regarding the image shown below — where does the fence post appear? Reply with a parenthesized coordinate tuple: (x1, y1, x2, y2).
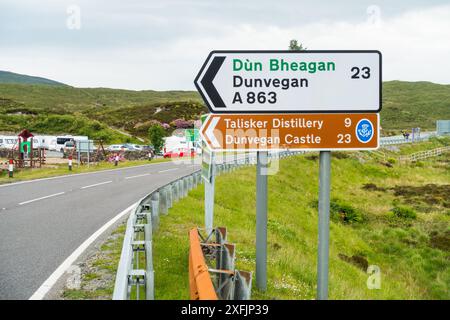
(172, 181, 180, 202)
(167, 185, 173, 209)
(160, 187, 168, 215)
(151, 192, 160, 231)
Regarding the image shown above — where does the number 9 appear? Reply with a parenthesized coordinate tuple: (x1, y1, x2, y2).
(345, 118, 351, 127)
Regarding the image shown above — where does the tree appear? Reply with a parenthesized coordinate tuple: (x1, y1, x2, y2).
(148, 124, 166, 152)
(289, 39, 307, 51)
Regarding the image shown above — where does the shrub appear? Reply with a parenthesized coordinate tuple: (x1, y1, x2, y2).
(387, 158, 396, 164)
(311, 199, 364, 223)
(414, 161, 425, 167)
(391, 205, 417, 219)
(330, 200, 364, 223)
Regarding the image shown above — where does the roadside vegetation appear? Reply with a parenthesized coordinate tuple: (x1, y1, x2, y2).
(63, 138, 449, 300)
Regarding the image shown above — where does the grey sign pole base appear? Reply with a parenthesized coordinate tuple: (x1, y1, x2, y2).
(317, 151, 331, 300)
(256, 151, 268, 291)
(205, 163, 215, 235)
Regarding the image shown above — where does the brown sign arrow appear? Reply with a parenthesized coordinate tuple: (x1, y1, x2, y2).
(201, 113, 379, 151)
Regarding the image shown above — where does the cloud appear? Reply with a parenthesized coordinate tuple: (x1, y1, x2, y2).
(0, 2, 449, 89)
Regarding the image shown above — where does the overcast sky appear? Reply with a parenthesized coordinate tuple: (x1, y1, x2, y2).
(1, 0, 449, 90)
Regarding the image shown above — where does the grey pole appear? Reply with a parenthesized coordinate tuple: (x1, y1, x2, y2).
(256, 151, 268, 291)
(87, 140, 90, 167)
(317, 151, 331, 300)
(204, 155, 215, 235)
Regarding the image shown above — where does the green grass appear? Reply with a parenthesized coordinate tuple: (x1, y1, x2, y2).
(152, 144, 449, 300)
(0, 158, 171, 185)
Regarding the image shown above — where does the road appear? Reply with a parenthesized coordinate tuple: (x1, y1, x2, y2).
(0, 160, 200, 299)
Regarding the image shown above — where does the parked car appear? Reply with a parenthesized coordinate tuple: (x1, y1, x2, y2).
(106, 144, 128, 152)
(141, 145, 154, 151)
(63, 140, 76, 153)
(124, 143, 143, 151)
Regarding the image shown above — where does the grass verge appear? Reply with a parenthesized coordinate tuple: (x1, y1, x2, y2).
(152, 144, 449, 299)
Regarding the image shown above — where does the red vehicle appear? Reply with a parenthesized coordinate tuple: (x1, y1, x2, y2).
(163, 147, 195, 158)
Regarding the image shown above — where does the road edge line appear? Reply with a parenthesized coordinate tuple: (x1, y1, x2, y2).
(28, 201, 139, 300)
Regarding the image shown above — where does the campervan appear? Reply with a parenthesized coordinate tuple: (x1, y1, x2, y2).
(0, 136, 19, 150)
(33, 135, 55, 150)
(49, 135, 88, 152)
(163, 135, 189, 153)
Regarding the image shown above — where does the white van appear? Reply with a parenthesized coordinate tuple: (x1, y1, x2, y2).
(51, 135, 88, 152)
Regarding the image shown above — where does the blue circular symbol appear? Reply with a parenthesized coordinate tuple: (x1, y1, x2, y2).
(355, 119, 374, 143)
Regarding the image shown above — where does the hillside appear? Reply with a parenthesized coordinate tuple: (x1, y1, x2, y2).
(0, 80, 449, 142)
(381, 81, 450, 133)
(0, 70, 66, 86)
(0, 83, 204, 143)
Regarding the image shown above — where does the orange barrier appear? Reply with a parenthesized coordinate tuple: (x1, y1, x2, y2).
(189, 228, 218, 300)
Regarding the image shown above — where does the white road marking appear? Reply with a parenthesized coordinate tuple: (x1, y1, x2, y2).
(0, 161, 173, 188)
(80, 180, 112, 189)
(124, 173, 151, 180)
(158, 168, 178, 173)
(18, 192, 65, 206)
(29, 202, 139, 300)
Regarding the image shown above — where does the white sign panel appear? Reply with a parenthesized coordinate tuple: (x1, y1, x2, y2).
(195, 50, 381, 113)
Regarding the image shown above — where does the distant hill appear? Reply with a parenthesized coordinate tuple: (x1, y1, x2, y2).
(0, 70, 66, 86)
(0, 79, 449, 142)
(0, 82, 204, 143)
(381, 81, 450, 133)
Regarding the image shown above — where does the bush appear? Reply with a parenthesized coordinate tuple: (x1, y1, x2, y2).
(391, 205, 417, 219)
(414, 161, 425, 167)
(387, 158, 396, 164)
(311, 199, 364, 223)
(330, 200, 364, 223)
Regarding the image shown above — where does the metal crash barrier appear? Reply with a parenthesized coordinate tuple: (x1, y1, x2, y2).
(113, 151, 300, 300)
(189, 227, 252, 300)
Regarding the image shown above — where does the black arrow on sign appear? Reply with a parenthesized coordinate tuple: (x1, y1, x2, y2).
(200, 56, 226, 109)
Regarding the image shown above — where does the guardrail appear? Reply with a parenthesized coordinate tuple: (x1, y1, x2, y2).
(189, 228, 218, 300)
(380, 132, 436, 146)
(189, 227, 252, 300)
(113, 150, 300, 300)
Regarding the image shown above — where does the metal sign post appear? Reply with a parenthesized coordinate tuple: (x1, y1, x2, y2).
(202, 141, 215, 235)
(317, 151, 331, 300)
(256, 151, 268, 291)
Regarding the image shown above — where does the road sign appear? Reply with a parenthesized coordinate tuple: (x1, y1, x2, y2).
(185, 129, 200, 142)
(195, 50, 381, 113)
(76, 140, 94, 152)
(201, 113, 379, 151)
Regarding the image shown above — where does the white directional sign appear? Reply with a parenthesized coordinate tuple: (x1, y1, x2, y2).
(195, 50, 381, 113)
